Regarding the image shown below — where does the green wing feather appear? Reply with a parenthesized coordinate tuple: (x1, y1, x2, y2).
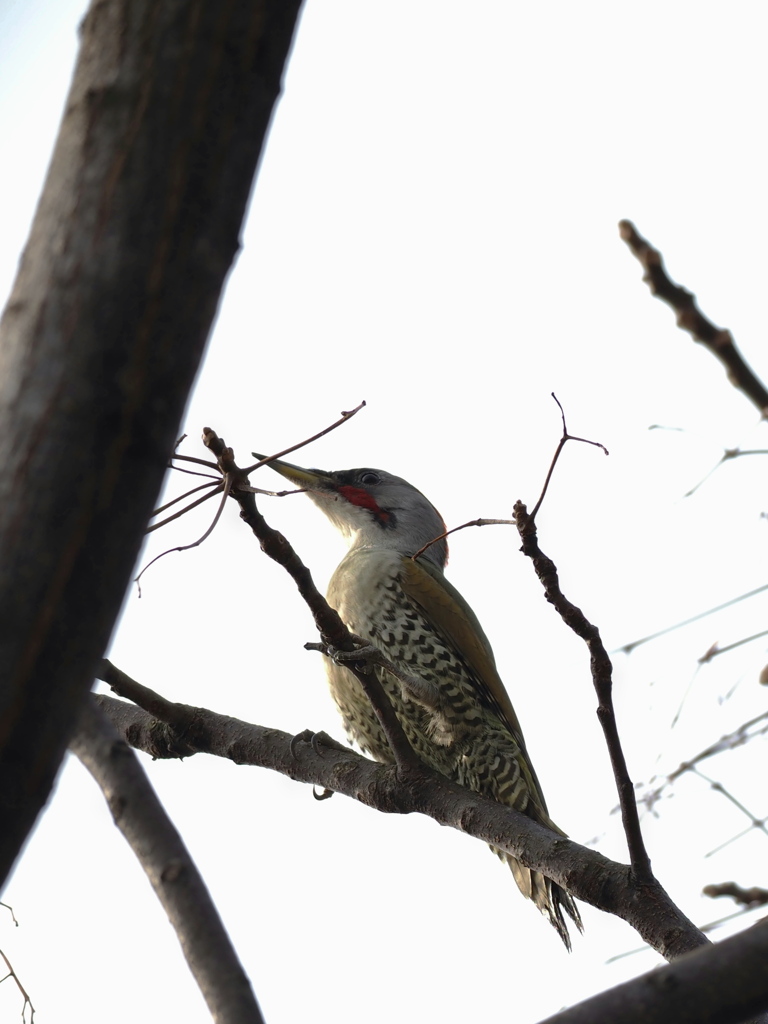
(399, 554, 555, 822)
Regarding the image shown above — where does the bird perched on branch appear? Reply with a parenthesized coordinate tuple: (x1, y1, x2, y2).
(258, 455, 582, 948)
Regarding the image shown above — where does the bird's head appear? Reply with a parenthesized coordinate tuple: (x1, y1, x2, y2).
(255, 455, 448, 570)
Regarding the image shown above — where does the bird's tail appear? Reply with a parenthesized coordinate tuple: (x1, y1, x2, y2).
(495, 848, 583, 951)
(457, 738, 583, 949)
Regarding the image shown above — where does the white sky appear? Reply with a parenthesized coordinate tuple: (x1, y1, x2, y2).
(2, 2, 768, 1022)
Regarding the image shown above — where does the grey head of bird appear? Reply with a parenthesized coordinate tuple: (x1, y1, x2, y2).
(254, 456, 448, 570)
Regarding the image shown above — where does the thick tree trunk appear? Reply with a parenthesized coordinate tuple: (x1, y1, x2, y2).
(0, 0, 304, 886)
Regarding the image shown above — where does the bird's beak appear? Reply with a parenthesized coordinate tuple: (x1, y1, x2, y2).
(252, 453, 334, 489)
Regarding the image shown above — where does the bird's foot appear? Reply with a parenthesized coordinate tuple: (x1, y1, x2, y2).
(290, 729, 350, 801)
(289, 728, 349, 759)
(327, 635, 382, 674)
(306, 634, 381, 675)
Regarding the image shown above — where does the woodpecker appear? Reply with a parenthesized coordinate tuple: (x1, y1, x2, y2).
(258, 455, 582, 948)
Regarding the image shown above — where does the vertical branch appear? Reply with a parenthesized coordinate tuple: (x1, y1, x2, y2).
(514, 501, 653, 881)
(0, 0, 304, 886)
(71, 697, 265, 1024)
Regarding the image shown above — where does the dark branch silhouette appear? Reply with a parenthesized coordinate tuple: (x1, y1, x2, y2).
(513, 501, 652, 882)
(703, 882, 768, 910)
(71, 698, 264, 1024)
(619, 220, 768, 416)
(539, 919, 768, 1024)
(529, 394, 609, 520)
(0, 0, 304, 888)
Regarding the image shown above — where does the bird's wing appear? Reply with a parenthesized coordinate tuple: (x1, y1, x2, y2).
(399, 557, 522, 738)
(399, 554, 553, 815)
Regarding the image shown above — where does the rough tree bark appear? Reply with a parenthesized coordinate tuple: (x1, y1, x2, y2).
(0, 0, 304, 887)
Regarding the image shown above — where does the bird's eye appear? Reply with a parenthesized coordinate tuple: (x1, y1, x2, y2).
(359, 471, 379, 486)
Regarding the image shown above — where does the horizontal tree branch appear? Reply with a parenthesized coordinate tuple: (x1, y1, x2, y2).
(71, 697, 264, 1024)
(96, 663, 706, 962)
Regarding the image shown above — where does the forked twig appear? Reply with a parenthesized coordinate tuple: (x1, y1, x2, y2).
(684, 449, 768, 498)
(135, 476, 233, 591)
(529, 394, 608, 521)
(137, 403, 367, 587)
(412, 396, 606, 561)
(0, 948, 34, 1023)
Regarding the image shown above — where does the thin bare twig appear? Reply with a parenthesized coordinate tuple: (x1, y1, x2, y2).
(692, 767, 768, 844)
(0, 902, 18, 927)
(171, 453, 220, 470)
(674, 713, 768, 781)
(411, 518, 513, 562)
(168, 464, 222, 479)
(144, 484, 223, 534)
(148, 480, 223, 525)
(698, 629, 768, 663)
(619, 219, 768, 416)
(413, 397, 607, 561)
(637, 711, 768, 820)
(142, 403, 367, 583)
(529, 394, 608, 521)
(513, 500, 651, 882)
(244, 399, 366, 473)
(0, 948, 34, 1022)
(135, 476, 232, 591)
(615, 583, 768, 655)
(704, 822, 767, 860)
(684, 448, 768, 498)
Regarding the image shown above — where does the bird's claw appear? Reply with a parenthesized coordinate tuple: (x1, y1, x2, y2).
(290, 729, 317, 759)
(328, 635, 380, 674)
(290, 731, 344, 801)
(290, 729, 349, 759)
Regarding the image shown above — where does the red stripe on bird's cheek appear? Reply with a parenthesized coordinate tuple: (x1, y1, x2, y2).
(336, 485, 390, 521)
